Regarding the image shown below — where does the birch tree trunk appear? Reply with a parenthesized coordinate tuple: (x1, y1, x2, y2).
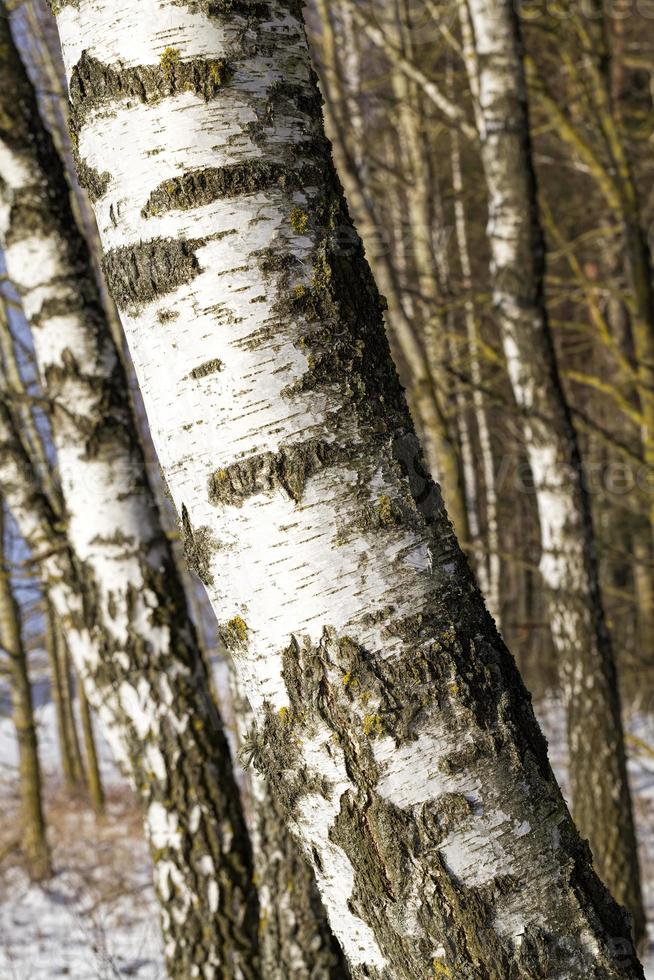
(0, 12, 261, 976)
(0, 505, 51, 881)
(464, 0, 645, 943)
(49, 1, 645, 976)
(0, 309, 60, 513)
(0, 395, 260, 976)
(0, 13, 258, 978)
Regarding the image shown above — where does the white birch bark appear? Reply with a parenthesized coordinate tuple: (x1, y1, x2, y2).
(464, 0, 644, 942)
(49, 1, 644, 976)
(0, 12, 260, 976)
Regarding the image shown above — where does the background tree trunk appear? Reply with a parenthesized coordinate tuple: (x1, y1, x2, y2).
(464, 0, 644, 941)
(76, 658, 104, 814)
(43, 592, 81, 790)
(0, 504, 51, 880)
(313, 0, 469, 528)
(53, 604, 86, 788)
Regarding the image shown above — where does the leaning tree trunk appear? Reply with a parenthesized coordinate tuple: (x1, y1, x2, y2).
(49, 1, 644, 976)
(464, 0, 644, 942)
(0, 11, 260, 978)
(0, 396, 259, 977)
(0, 505, 51, 880)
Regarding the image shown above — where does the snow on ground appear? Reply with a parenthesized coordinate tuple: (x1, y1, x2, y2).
(1, 665, 654, 976)
(0, 662, 164, 979)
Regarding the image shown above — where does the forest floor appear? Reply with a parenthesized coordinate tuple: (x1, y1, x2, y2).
(1, 666, 654, 977)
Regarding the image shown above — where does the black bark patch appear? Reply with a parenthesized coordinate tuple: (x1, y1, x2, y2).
(207, 0, 271, 15)
(69, 51, 232, 129)
(31, 294, 86, 328)
(189, 358, 224, 380)
(266, 80, 325, 122)
(209, 440, 340, 507)
(141, 161, 317, 217)
(181, 504, 217, 586)
(76, 160, 111, 202)
(4, 186, 60, 246)
(175, 0, 272, 17)
(103, 238, 202, 308)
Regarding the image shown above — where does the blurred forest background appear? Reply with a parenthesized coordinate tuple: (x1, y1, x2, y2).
(3, 0, 654, 976)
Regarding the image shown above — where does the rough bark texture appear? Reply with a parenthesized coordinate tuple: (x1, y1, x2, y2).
(464, 0, 644, 942)
(50, 1, 644, 976)
(230, 670, 350, 979)
(252, 780, 350, 979)
(0, 396, 259, 977)
(0, 505, 51, 880)
(0, 12, 260, 976)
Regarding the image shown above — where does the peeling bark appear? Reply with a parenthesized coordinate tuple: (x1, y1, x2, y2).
(49, 1, 644, 976)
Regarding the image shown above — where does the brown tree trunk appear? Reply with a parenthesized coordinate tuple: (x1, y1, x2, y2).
(43, 593, 79, 790)
(76, 662, 105, 814)
(0, 506, 51, 880)
(52, 603, 86, 789)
